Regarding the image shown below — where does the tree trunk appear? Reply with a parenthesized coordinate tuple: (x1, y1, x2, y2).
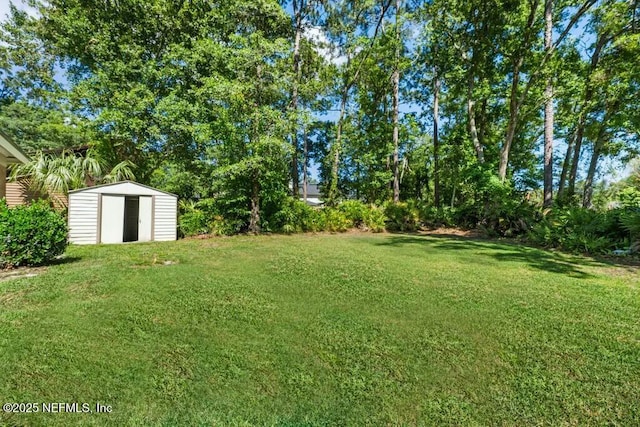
(582, 145, 599, 209)
(391, 0, 400, 203)
(249, 174, 261, 233)
(582, 108, 611, 208)
(249, 63, 262, 233)
(567, 114, 586, 197)
(478, 98, 488, 149)
(290, 0, 303, 197)
(467, 74, 484, 163)
(557, 130, 575, 198)
(499, 59, 522, 182)
(302, 127, 308, 202)
(329, 90, 348, 205)
(567, 34, 606, 197)
(543, 0, 554, 208)
(498, 0, 540, 182)
(433, 70, 441, 208)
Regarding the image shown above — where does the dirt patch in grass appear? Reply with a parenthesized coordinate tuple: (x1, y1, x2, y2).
(0, 267, 45, 283)
(418, 227, 484, 238)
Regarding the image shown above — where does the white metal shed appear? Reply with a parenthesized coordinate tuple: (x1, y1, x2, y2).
(68, 181, 177, 245)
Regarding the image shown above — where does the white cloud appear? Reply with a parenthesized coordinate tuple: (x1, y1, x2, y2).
(303, 25, 347, 66)
(0, 0, 39, 22)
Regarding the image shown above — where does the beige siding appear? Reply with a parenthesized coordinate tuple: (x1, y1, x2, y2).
(5, 179, 67, 209)
(68, 192, 99, 244)
(153, 195, 177, 241)
(5, 181, 25, 207)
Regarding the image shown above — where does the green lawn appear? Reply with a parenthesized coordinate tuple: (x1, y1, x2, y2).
(1, 233, 639, 426)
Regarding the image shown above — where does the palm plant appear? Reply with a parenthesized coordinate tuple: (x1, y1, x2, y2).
(9, 149, 136, 207)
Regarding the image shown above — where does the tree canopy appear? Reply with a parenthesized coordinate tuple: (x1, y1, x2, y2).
(1, 0, 639, 232)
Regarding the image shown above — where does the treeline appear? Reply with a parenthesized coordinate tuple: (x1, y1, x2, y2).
(0, 0, 639, 242)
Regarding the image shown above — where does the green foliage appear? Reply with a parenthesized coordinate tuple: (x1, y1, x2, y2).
(151, 165, 211, 201)
(0, 200, 68, 268)
(178, 198, 245, 237)
(2, 0, 639, 245)
(320, 208, 351, 232)
(441, 170, 540, 237)
(364, 205, 387, 233)
(178, 210, 209, 237)
(420, 206, 458, 228)
(272, 198, 323, 233)
(384, 201, 420, 232)
(337, 200, 387, 232)
(617, 187, 640, 208)
(10, 150, 136, 202)
(528, 207, 635, 254)
(210, 216, 244, 236)
(270, 199, 387, 234)
(337, 200, 369, 226)
(619, 208, 640, 251)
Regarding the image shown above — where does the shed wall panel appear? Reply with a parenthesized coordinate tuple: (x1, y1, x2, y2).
(68, 182, 177, 244)
(68, 193, 99, 244)
(153, 195, 177, 241)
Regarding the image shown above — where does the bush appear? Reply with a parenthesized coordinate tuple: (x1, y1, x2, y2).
(337, 200, 387, 232)
(364, 206, 387, 232)
(0, 200, 68, 268)
(272, 198, 323, 233)
(179, 210, 210, 236)
(338, 200, 369, 228)
(420, 206, 457, 228)
(384, 201, 420, 231)
(527, 207, 627, 254)
(211, 216, 244, 236)
(477, 199, 539, 237)
(618, 187, 640, 208)
(321, 208, 351, 232)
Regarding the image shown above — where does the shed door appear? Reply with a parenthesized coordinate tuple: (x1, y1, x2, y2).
(138, 196, 153, 242)
(100, 195, 124, 243)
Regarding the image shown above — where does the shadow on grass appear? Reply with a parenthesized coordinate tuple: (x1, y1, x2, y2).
(48, 255, 82, 266)
(375, 233, 600, 279)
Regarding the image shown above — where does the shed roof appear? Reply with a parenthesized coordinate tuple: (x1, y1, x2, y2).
(0, 130, 30, 165)
(68, 180, 177, 197)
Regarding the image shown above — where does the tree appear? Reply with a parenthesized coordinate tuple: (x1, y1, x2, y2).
(324, 0, 392, 204)
(543, 0, 554, 207)
(10, 150, 135, 206)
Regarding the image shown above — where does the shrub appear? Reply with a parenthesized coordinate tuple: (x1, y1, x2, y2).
(179, 210, 210, 236)
(478, 199, 539, 237)
(384, 201, 420, 231)
(420, 206, 457, 228)
(272, 198, 323, 233)
(364, 205, 387, 232)
(619, 208, 640, 252)
(0, 200, 68, 268)
(527, 207, 624, 254)
(338, 200, 369, 228)
(321, 208, 351, 232)
(617, 187, 640, 208)
(210, 216, 244, 236)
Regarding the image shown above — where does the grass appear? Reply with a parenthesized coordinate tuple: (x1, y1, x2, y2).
(1, 233, 639, 426)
